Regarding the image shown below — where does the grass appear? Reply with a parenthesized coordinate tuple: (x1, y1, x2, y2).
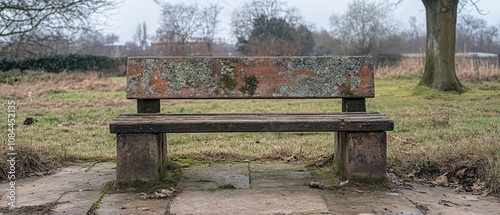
(0, 62, 499, 192)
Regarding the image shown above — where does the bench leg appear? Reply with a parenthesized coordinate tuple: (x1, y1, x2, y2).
(116, 133, 166, 183)
(335, 132, 387, 179)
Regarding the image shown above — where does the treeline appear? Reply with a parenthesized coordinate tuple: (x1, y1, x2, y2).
(1, 0, 499, 57)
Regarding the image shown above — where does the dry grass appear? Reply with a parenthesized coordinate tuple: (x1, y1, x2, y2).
(0, 71, 125, 100)
(376, 57, 500, 83)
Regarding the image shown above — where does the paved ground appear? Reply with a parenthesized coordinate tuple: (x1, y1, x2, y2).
(0, 162, 499, 215)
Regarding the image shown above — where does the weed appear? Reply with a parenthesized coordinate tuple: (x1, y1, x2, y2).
(217, 183, 237, 189)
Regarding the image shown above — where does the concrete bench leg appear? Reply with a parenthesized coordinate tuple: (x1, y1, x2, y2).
(335, 132, 387, 179)
(116, 133, 166, 183)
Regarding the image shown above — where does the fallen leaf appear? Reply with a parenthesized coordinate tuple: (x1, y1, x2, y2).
(471, 179, 485, 190)
(140, 187, 176, 199)
(305, 181, 326, 190)
(455, 168, 467, 178)
(432, 174, 448, 186)
(438, 199, 457, 207)
(283, 155, 297, 163)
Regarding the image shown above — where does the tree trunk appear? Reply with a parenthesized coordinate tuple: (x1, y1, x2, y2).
(420, 0, 463, 93)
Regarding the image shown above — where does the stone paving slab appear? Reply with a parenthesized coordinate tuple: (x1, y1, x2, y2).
(323, 189, 423, 215)
(169, 189, 330, 215)
(51, 190, 101, 215)
(251, 162, 313, 189)
(178, 163, 250, 190)
(170, 162, 330, 215)
(3, 161, 499, 215)
(12, 162, 114, 207)
(97, 193, 168, 215)
(0, 162, 114, 214)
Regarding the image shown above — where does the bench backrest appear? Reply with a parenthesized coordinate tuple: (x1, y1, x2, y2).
(126, 56, 374, 99)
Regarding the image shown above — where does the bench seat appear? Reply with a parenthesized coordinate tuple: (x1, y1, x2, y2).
(110, 113, 393, 133)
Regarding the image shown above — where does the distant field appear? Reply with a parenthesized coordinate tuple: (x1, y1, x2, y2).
(1, 60, 499, 193)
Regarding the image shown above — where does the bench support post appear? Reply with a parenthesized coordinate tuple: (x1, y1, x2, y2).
(343, 132, 387, 178)
(138, 99, 167, 178)
(115, 99, 167, 183)
(335, 98, 386, 179)
(116, 133, 161, 183)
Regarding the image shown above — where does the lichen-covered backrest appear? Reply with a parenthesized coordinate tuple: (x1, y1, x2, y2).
(126, 57, 374, 99)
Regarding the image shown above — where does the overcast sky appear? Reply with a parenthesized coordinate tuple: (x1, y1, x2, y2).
(107, 0, 500, 44)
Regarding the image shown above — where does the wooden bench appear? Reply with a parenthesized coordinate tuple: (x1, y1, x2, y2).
(109, 56, 394, 183)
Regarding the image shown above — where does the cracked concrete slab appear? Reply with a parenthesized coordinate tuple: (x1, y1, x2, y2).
(170, 162, 329, 215)
(3, 162, 114, 208)
(51, 190, 101, 215)
(96, 193, 168, 215)
(16, 165, 115, 207)
(323, 188, 423, 215)
(251, 162, 313, 189)
(178, 162, 250, 190)
(169, 189, 330, 215)
(2, 161, 499, 215)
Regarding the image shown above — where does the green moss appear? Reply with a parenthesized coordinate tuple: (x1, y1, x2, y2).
(308, 165, 343, 190)
(348, 175, 393, 190)
(169, 156, 203, 168)
(332, 156, 346, 177)
(309, 161, 392, 190)
(106, 158, 183, 193)
(87, 191, 107, 215)
(239, 75, 259, 96)
(219, 59, 236, 72)
(219, 74, 237, 90)
(217, 183, 237, 189)
(340, 84, 355, 97)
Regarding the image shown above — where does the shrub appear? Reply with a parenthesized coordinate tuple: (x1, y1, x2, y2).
(0, 54, 123, 74)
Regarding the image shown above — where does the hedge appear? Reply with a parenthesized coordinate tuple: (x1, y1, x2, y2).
(0, 54, 123, 74)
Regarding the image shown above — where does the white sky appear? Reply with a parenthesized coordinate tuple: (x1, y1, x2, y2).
(107, 0, 500, 44)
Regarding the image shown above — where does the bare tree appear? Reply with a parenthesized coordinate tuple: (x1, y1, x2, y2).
(76, 31, 119, 55)
(133, 21, 149, 51)
(155, 1, 200, 55)
(407, 16, 426, 52)
(313, 29, 341, 56)
(154, 1, 223, 56)
(456, 14, 499, 53)
(1, 31, 72, 56)
(329, 0, 397, 54)
(0, 0, 120, 56)
(199, 4, 223, 54)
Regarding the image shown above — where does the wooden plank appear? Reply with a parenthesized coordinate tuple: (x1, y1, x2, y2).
(109, 113, 393, 133)
(126, 56, 374, 99)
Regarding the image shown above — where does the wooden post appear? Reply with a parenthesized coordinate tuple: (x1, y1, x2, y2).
(137, 99, 167, 177)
